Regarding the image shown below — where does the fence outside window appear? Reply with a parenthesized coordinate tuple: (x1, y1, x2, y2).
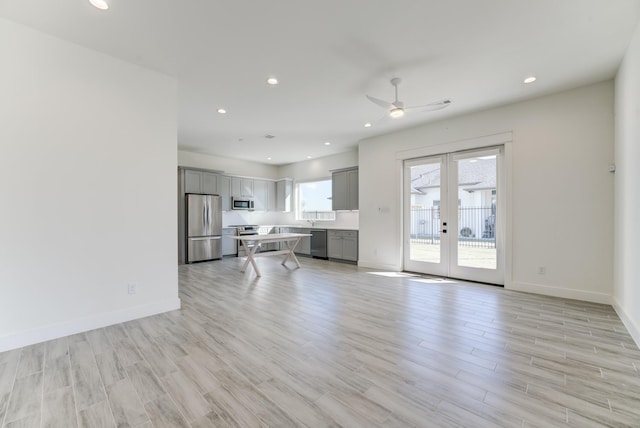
(410, 206, 496, 249)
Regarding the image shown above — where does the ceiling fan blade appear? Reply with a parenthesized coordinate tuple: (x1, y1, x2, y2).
(405, 99, 452, 112)
(366, 95, 392, 109)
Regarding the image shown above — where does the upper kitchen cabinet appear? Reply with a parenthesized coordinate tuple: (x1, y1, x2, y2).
(276, 179, 293, 212)
(202, 172, 218, 194)
(253, 179, 267, 211)
(267, 181, 277, 211)
(231, 177, 254, 197)
(331, 167, 358, 211)
(181, 168, 221, 195)
(218, 175, 231, 211)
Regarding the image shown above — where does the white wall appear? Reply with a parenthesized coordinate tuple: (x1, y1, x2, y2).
(0, 19, 179, 351)
(178, 150, 279, 179)
(614, 21, 640, 345)
(278, 150, 358, 181)
(359, 81, 614, 303)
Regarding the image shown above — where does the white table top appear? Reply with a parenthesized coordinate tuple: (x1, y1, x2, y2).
(227, 233, 311, 243)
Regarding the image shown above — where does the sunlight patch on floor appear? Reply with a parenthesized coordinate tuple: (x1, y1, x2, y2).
(409, 277, 458, 284)
(366, 271, 421, 278)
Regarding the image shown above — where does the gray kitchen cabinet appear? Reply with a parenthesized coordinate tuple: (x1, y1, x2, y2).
(327, 231, 342, 259)
(295, 228, 311, 255)
(342, 231, 358, 261)
(327, 230, 358, 262)
(222, 228, 237, 256)
(231, 177, 254, 197)
(276, 179, 293, 212)
(258, 226, 279, 251)
(281, 227, 310, 255)
(184, 170, 203, 193)
(331, 167, 358, 211)
(253, 180, 268, 211)
(202, 172, 218, 194)
(348, 169, 358, 210)
(218, 175, 231, 211)
(184, 169, 219, 195)
(267, 181, 277, 211)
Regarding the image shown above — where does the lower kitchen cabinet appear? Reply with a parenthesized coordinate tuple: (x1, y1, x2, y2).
(222, 228, 237, 256)
(258, 226, 279, 251)
(281, 227, 311, 255)
(327, 230, 358, 262)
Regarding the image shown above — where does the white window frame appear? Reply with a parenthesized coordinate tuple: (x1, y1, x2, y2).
(295, 179, 336, 221)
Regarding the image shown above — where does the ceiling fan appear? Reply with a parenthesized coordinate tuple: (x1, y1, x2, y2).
(366, 77, 451, 118)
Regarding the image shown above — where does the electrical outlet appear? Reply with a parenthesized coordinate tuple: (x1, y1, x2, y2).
(127, 283, 137, 295)
(538, 266, 546, 275)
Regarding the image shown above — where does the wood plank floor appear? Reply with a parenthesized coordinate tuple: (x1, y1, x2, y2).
(1, 257, 639, 427)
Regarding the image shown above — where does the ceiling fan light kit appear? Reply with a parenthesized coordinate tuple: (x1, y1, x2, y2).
(390, 107, 405, 118)
(366, 77, 451, 119)
(89, 0, 109, 10)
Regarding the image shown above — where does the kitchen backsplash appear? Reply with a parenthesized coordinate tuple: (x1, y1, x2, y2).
(222, 210, 359, 229)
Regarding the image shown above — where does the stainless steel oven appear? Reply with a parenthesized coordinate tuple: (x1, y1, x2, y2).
(229, 225, 260, 257)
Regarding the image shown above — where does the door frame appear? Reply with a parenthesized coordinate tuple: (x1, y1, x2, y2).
(397, 132, 512, 287)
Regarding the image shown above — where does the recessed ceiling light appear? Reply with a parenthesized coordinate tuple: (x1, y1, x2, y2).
(217, 108, 227, 114)
(324, 142, 331, 146)
(306, 156, 312, 159)
(89, 0, 109, 10)
(524, 76, 537, 84)
(267, 157, 272, 160)
(266, 77, 279, 85)
(364, 122, 372, 128)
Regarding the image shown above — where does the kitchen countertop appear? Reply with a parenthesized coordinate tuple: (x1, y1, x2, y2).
(257, 224, 359, 231)
(223, 225, 358, 231)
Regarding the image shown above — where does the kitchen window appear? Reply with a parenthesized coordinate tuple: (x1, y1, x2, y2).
(296, 179, 336, 221)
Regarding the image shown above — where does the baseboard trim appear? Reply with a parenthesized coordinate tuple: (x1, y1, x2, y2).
(357, 260, 402, 271)
(612, 298, 640, 349)
(508, 281, 612, 305)
(0, 298, 181, 352)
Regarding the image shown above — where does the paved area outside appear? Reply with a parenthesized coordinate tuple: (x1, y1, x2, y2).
(410, 241, 496, 269)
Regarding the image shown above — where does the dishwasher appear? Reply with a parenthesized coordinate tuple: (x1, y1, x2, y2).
(310, 229, 328, 259)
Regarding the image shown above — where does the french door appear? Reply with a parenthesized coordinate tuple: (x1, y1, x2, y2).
(403, 147, 504, 285)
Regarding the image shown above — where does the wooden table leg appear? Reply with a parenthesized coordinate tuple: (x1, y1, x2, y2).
(281, 238, 303, 268)
(240, 241, 261, 277)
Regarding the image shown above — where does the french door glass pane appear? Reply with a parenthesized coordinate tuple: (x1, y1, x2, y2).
(409, 161, 441, 264)
(456, 154, 497, 269)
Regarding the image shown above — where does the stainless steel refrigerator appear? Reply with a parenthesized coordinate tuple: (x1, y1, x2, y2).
(186, 194, 222, 263)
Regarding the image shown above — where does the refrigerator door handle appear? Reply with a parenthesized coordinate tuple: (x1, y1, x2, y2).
(203, 201, 207, 234)
(206, 199, 211, 234)
(190, 236, 221, 241)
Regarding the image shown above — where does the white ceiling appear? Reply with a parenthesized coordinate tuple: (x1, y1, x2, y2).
(2, 1, 639, 165)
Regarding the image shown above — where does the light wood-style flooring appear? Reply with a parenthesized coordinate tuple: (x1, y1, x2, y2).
(1, 257, 639, 427)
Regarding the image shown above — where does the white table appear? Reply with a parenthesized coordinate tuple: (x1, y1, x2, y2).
(228, 233, 312, 277)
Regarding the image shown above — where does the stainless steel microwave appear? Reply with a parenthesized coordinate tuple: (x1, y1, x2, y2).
(232, 197, 254, 210)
